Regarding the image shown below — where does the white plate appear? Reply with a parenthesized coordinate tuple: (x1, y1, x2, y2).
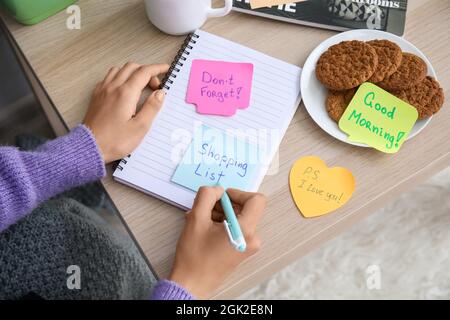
(301, 29, 435, 147)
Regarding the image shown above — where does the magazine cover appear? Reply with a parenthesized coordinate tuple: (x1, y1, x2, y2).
(233, 0, 408, 36)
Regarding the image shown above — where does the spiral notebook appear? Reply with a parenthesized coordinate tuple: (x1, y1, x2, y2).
(113, 30, 302, 209)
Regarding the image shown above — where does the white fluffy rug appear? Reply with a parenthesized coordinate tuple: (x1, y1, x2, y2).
(241, 167, 450, 300)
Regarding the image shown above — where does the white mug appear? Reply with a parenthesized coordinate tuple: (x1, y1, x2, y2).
(144, 0, 233, 35)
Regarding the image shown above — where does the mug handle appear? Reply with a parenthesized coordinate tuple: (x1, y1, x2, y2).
(207, 0, 233, 18)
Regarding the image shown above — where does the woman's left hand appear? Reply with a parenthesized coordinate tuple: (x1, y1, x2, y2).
(84, 62, 169, 163)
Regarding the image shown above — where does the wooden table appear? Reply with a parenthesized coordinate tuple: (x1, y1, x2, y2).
(2, 0, 449, 299)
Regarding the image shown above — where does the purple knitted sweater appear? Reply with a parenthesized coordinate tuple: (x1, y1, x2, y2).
(0, 125, 193, 300)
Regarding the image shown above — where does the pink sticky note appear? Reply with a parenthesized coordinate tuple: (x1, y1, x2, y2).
(186, 59, 254, 116)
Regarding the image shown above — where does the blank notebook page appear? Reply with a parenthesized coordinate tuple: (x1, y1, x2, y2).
(113, 29, 302, 209)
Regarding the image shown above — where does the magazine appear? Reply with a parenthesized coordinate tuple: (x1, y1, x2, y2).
(233, 0, 407, 36)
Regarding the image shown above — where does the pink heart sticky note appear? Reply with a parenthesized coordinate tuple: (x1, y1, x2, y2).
(186, 59, 254, 116)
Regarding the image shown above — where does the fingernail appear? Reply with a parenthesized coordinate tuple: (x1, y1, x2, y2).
(155, 90, 165, 102)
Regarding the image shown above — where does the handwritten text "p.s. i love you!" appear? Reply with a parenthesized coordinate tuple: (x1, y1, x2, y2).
(289, 156, 355, 218)
(186, 59, 254, 117)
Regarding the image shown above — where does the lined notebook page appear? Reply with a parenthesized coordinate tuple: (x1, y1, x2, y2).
(114, 30, 302, 209)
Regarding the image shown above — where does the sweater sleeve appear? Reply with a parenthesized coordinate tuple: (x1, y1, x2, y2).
(150, 280, 195, 300)
(0, 125, 106, 232)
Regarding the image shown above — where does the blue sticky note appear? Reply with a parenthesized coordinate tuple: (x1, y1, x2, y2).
(171, 125, 261, 192)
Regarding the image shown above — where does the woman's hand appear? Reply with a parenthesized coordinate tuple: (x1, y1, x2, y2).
(169, 186, 266, 299)
(84, 62, 170, 163)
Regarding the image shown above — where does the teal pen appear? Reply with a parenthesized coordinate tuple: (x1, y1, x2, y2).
(217, 183, 246, 253)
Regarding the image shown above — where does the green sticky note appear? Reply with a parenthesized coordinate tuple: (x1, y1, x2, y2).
(338, 82, 418, 153)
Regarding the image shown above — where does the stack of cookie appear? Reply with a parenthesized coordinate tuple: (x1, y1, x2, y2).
(315, 40, 445, 122)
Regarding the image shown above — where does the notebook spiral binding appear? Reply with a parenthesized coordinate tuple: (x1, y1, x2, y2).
(161, 32, 200, 91)
(116, 32, 199, 172)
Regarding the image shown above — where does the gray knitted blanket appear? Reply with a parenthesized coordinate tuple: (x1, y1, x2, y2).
(0, 197, 154, 299)
(0, 134, 154, 299)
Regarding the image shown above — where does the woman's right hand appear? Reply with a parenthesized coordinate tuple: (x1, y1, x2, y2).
(169, 186, 266, 299)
